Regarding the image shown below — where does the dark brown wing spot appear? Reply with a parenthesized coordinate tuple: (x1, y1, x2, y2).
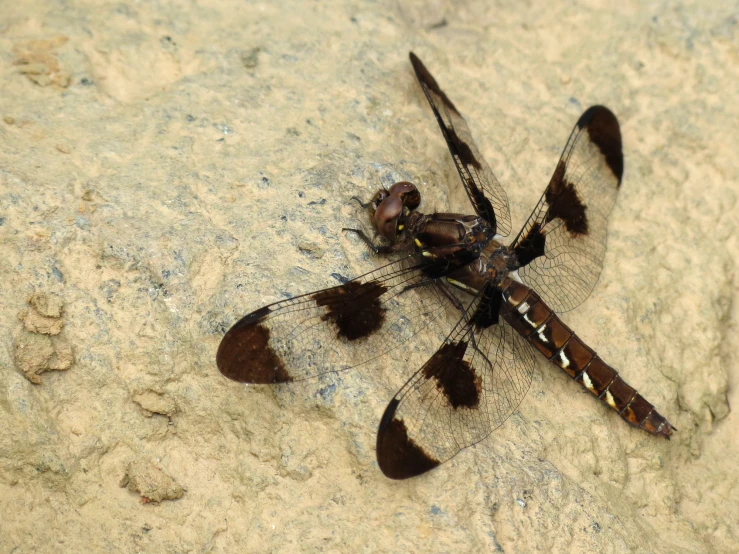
(545, 161, 588, 235)
(446, 125, 481, 170)
(513, 221, 546, 266)
(376, 399, 441, 479)
(422, 341, 481, 409)
(409, 52, 460, 115)
(408, 52, 500, 232)
(469, 287, 502, 330)
(577, 106, 623, 185)
(217, 308, 292, 384)
(312, 281, 387, 340)
(446, 125, 498, 227)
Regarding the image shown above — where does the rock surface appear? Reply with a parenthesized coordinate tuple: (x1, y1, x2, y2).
(0, 0, 737, 552)
(120, 459, 186, 503)
(14, 292, 73, 383)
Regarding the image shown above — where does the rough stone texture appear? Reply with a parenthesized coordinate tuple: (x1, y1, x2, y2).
(20, 292, 65, 335)
(120, 459, 186, 503)
(0, 0, 736, 552)
(13, 292, 73, 383)
(133, 390, 178, 418)
(28, 291, 64, 319)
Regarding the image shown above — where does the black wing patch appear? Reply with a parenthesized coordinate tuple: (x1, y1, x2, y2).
(217, 255, 462, 384)
(376, 284, 536, 479)
(409, 52, 512, 238)
(512, 106, 623, 312)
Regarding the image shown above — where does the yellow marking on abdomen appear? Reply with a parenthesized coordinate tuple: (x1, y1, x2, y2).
(558, 350, 570, 369)
(414, 238, 423, 248)
(516, 301, 530, 314)
(536, 324, 549, 343)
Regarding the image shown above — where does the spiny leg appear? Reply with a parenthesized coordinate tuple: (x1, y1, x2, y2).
(342, 227, 403, 255)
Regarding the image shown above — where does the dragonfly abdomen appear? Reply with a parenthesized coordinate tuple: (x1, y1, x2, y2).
(502, 280, 674, 438)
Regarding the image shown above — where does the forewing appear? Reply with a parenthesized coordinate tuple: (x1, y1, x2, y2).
(409, 52, 511, 237)
(216, 254, 460, 384)
(376, 284, 537, 479)
(512, 106, 623, 312)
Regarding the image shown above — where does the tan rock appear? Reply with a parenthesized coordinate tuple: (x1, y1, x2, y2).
(13, 333, 73, 384)
(132, 391, 177, 418)
(119, 460, 185, 503)
(28, 292, 64, 318)
(20, 309, 64, 335)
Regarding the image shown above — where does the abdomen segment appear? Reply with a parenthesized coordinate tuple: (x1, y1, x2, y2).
(501, 280, 674, 438)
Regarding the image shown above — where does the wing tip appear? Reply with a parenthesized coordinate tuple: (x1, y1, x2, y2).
(576, 105, 613, 128)
(376, 399, 441, 479)
(216, 310, 293, 384)
(577, 105, 623, 185)
(407, 51, 460, 115)
(408, 50, 431, 83)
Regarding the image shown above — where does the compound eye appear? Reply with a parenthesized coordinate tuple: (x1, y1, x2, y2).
(373, 195, 403, 241)
(368, 189, 389, 219)
(388, 181, 421, 211)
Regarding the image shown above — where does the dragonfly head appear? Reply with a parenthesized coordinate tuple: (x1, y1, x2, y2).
(369, 181, 421, 242)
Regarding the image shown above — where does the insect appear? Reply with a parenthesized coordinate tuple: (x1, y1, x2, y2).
(217, 52, 675, 479)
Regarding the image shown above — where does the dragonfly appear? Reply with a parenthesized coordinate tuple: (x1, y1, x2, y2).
(216, 52, 675, 479)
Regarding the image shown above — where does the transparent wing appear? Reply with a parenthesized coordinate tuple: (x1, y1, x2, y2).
(376, 284, 537, 479)
(512, 106, 623, 312)
(409, 52, 512, 237)
(217, 254, 463, 384)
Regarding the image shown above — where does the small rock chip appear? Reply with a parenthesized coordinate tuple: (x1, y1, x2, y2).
(132, 391, 177, 418)
(297, 242, 324, 259)
(28, 292, 64, 318)
(120, 460, 185, 503)
(241, 47, 261, 69)
(14, 292, 72, 383)
(20, 309, 64, 335)
(13, 36, 71, 88)
(14, 333, 73, 384)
